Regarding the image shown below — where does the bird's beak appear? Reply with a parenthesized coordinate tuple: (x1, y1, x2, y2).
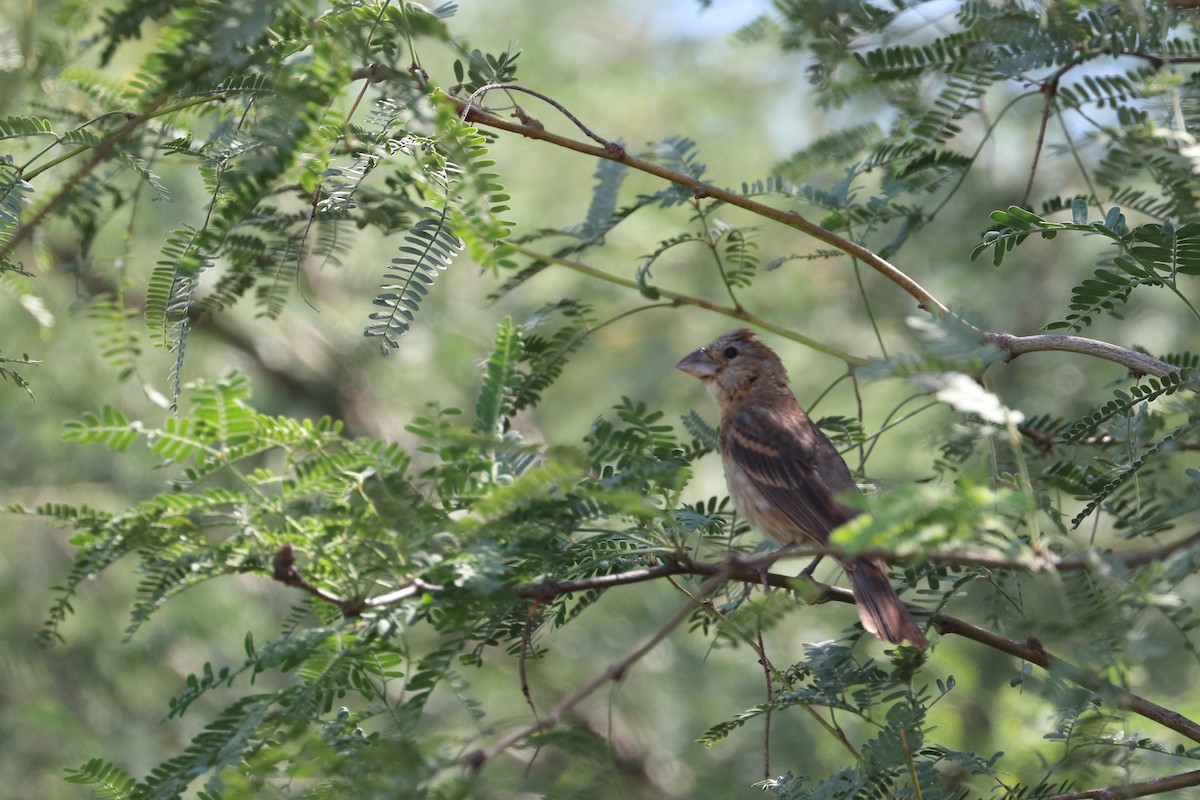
(675, 347, 717, 379)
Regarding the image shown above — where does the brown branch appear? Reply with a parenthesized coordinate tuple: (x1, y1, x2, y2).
(1022, 62, 1077, 208)
(461, 83, 618, 150)
(508, 531, 1200, 592)
(434, 82, 1187, 381)
(1023, 87, 1054, 208)
(1123, 49, 1200, 68)
(271, 529, 1200, 615)
(930, 613, 1200, 744)
(1037, 768, 1200, 800)
(984, 332, 1181, 379)
(268, 538, 1200, 758)
(849, 531, 1200, 571)
(271, 544, 443, 617)
(438, 90, 950, 315)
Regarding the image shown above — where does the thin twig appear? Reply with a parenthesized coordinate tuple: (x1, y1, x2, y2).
(667, 572, 862, 759)
(519, 600, 542, 721)
(758, 626, 772, 781)
(507, 243, 867, 365)
(461, 568, 734, 770)
(460, 82, 621, 151)
(1022, 63, 1075, 207)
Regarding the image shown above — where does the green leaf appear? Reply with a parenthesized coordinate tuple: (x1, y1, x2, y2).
(64, 407, 141, 451)
(474, 317, 523, 434)
(1071, 196, 1088, 225)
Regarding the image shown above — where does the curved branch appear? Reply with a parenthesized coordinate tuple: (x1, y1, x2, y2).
(929, 613, 1200, 745)
(461, 83, 618, 150)
(435, 83, 1183, 380)
(440, 91, 949, 315)
(985, 332, 1181, 378)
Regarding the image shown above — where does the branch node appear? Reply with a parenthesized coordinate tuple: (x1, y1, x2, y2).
(462, 749, 486, 772)
(273, 543, 297, 582)
(1025, 636, 1048, 659)
(513, 104, 545, 131)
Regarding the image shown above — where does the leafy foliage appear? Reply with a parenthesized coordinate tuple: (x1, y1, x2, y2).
(6, 1, 1200, 799)
(26, 372, 719, 795)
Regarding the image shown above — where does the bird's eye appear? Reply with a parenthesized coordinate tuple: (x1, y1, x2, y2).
(723, 346, 739, 359)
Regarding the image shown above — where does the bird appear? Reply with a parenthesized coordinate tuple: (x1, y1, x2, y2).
(676, 328, 928, 648)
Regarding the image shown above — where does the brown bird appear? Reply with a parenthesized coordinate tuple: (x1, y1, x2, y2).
(676, 329, 927, 648)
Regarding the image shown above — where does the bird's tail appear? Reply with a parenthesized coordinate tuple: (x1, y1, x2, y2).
(845, 558, 928, 648)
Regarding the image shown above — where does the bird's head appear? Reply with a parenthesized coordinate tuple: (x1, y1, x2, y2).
(675, 329, 789, 406)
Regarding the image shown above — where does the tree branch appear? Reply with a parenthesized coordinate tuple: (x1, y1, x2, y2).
(271, 527, 1200, 613)
(423, 77, 1184, 381)
(436, 87, 950, 315)
(984, 332, 1181, 378)
(1037, 768, 1200, 800)
(269, 528, 1200, 758)
(1022, 61, 1077, 207)
(929, 612, 1200, 744)
(272, 543, 443, 617)
(461, 567, 735, 770)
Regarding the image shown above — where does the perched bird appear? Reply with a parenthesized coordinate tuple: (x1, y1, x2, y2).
(676, 329, 927, 648)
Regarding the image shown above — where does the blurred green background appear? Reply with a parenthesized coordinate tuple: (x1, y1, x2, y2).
(3, 0, 1195, 796)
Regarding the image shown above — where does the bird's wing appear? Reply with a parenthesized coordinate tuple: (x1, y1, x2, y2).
(722, 403, 859, 542)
